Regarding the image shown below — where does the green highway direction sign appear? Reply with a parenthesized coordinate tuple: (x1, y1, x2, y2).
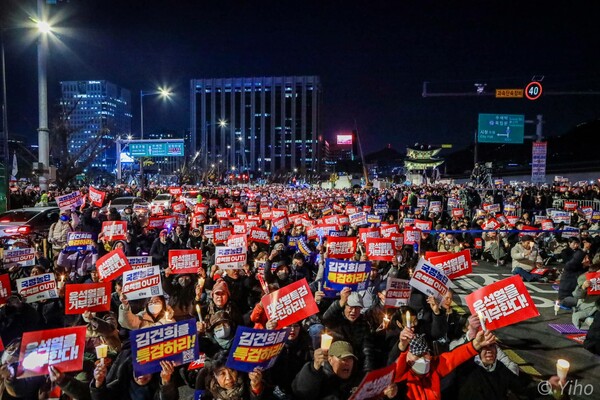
(477, 113, 525, 144)
(128, 140, 185, 157)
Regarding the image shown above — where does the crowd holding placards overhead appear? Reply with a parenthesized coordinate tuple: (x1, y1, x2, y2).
(2, 180, 600, 399)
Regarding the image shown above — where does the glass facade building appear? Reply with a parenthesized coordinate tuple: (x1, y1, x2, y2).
(60, 80, 132, 171)
(190, 76, 322, 175)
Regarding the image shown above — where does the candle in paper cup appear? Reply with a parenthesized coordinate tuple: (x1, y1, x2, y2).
(95, 344, 108, 359)
(57, 275, 65, 289)
(554, 300, 560, 316)
(405, 311, 411, 328)
(477, 312, 487, 331)
(556, 359, 570, 380)
(383, 314, 390, 323)
(196, 304, 202, 321)
(320, 333, 333, 350)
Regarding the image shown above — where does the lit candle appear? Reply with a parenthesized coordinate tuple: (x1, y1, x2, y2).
(196, 304, 202, 321)
(556, 359, 570, 381)
(58, 275, 65, 289)
(95, 344, 108, 360)
(383, 313, 390, 323)
(320, 333, 333, 351)
(554, 300, 560, 316)
(405, 311, 411, 329)
(477, 311, 487, 331)
(408, 268, 413, 277)
(165, 310, 173, 321)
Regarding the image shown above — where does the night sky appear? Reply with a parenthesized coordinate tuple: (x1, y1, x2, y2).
(2, 0, 599, 155)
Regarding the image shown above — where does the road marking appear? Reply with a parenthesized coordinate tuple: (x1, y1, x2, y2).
(503, 349, 542, 377)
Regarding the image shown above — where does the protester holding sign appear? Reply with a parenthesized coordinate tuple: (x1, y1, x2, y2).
(118, 295, 174, 330)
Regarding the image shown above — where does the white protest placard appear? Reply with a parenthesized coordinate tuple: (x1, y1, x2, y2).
(122, 265, 163, 300)
(409, 258, 450, 300)
(16, 273, 59, 303)
(215, 245, 247, 270)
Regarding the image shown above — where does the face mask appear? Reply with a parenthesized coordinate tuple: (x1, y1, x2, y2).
(411, 357, 431, 375)
(148, 303, 162, 315)
(60, 215, 70, 222)
(277, 271, 289, 280)
(214, 325, 231, 339)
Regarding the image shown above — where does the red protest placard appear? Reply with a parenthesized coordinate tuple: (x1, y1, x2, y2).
(348, 363, 395, 400)
(466, 275, 539, 331)
(403, 227, 421, 246)
(17, 326, 87, 379)
(424, 251, 449, 260)
(326, 236, 357, 259)
(380, 224, 400, 238)
(249, 228, 270, 244)
(147, 216, 167, 229)
(213, 227, 233, 244)
(365, 238, 394, 261)
(564, 201, 578, 211)
(101, 220, 127, 241)
(88, 186, 106, 207)
(428, 249, 472, 280)
(358, 227, 380, 243)
(452, 208, 464, 219)
(272, 215, 290, 232)
(0, 273, 12, 304)
(171, 202, 186, 213)
(586, 272, 600, 295)
(168, 249, 202, 274)
(168, 186, 182, 196)
(97, 248, 131, 282)
(216, 208, 232, 220)
(261, 278, 319, 328)
(390, 234, 403, 250)
(65, 282, 111, 314)
(414, 219, 432, 231)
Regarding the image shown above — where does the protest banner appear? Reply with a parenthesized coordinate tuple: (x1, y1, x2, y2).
(373, 204, 389, 215)
(168, 186, 183, 196)
(503, 203, 516, 215)
(228, 233, 248, 249)
(367, 214, 382, 225)
(122, 265, 163, 300)
(358, 227, 380, 243)
(3, 247, 35, 266)
(349, 212, 368, 226)
(233, 223, 247, 235)
(272, 216, 290, 232)
(323, 214, 339, 226)
(482, 218, 500, 231)
(127, 256, 153, 269)
(215, 208, 232, 220)
(213, 227, 233, 244)
(428, 249, 472, 280)
(414, 219, 432, 231)
(424, 251, 448, 260)
(0, 274, 12, 304)
(417, 198, 428, 208)
(564, 201, 578, 211)
(249, 227, 270, 244)
(348, 363, 396, 400)
(194, 204, 209, 214)
(297, 237, 312, 256)
(346, 205, 358, 215)
(17, 326, 86, 379)
(429, 201, 442, 213)
(586, 272, 600, 295)
(326, 236, 357, 259)
(203, 224, 219, 239)
(466, 275, 539, 331)
(403, 217, 415, 227)
(327, 230, 347, 238)
(484, 203, 501, 213)
(146, 216, 166, 229)
(447, 198, 460, 209)
(215, 246, 247, 270)
(541, 219, 554, 231)
(338, 215, 350, 226)
(101, 221, 127, 241)
(261, 279, 319, 327)
(65, 282, 111, 314)
(474, 237, 483, 249)
(562, 226, 579, 238)
(451, 208, 464, 219)
(272, 208, 288, 219)
(409, 258, 450, 300)
(169, 249, 202, 274)
(390, 234, 404, 250)
(365, 238, 395, 261)
(16, 273, 58, 303)
(88, 186, 106, 207)
(384, 277, 410, 308)
(380, 225, 400, 239)
(97, 248, 131, 282)
(65, 232, 95, 251)
(403, 227, 421, 246)
(226, 326, 290, 373)
(131, 319, 198, 376)
(324, 259, 371, 291)
(56, 191, 83, 211)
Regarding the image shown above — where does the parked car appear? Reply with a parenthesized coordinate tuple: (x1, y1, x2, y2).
(102, 196, 150, 215)
(0, 206, 60, 239)
(151, 193, 174, 210)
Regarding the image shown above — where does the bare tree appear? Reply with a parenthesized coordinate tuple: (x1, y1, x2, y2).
(49, 99, 115, 187)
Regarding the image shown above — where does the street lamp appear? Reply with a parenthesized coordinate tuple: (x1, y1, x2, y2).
(139, 87, 172, 194)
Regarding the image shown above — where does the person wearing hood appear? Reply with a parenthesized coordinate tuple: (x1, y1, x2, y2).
(394, 326, 497, 400)
(162, 269, 198, 321)
(48, 210, 75, 258)
(199, 311, 237, 358)
(118, 295, 174, 330)
(292, 340, 398, 399)
(197, 280, 244, 333)
(57, 246, 99, 282)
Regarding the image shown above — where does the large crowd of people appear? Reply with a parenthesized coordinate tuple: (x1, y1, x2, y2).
(1, 180, 599, 400)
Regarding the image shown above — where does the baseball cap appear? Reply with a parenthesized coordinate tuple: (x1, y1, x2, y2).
(329, 341, 357, 359)
(212, 280, 230, 296)
(346, 292, 364, 308)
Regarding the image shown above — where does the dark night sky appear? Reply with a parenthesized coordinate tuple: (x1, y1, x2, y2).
(2, 0, 599, 154)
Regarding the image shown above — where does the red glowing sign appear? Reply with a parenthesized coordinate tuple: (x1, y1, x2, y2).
(337, 134, 353, 145)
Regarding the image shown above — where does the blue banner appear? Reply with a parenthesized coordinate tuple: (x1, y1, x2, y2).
(131, 319, 198, 376)
(65, 232, 95, 252)
(324, 259, 372, 291)
(287, 235, 303, 249)
(226, 326, 290, 373)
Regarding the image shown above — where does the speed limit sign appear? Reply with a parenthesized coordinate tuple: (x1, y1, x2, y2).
(525, 81, 543, 100)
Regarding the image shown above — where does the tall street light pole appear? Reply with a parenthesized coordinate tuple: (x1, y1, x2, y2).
(139, 87, 171, 196)
(36, 0, 51, 190)
(1, 28, 10, 210)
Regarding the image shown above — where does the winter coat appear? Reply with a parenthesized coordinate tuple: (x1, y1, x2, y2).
(48, 220, 74, 251)
(118, 304, 175, 331)
(291, 360, 363, 400)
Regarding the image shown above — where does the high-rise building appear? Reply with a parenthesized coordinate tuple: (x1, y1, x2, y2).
(190, 76, 322, 175)
(59, 80, 132, 171)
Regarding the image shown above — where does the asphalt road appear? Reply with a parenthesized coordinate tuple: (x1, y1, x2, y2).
(451, 261, 600, 400)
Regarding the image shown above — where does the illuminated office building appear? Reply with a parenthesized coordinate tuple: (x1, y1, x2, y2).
(60, 80, 132, 171)
(190, 76, 322, 174)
